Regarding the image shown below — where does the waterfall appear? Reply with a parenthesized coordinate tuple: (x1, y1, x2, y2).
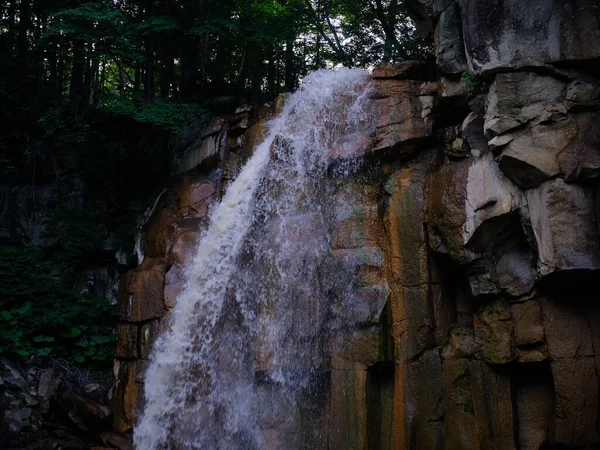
(134, 68, 373, 449)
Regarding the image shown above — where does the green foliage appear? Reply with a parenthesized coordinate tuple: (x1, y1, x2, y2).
(43, 207, 109, 269)
(460, 70, 482, 97)
(102, 96, 208, 132)
(0, 246, 116, 366)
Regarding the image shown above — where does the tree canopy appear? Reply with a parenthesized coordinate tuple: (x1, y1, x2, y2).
(0, 0, 432, 180)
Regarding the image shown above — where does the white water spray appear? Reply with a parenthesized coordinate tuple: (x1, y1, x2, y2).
(134, 68, 372, 449)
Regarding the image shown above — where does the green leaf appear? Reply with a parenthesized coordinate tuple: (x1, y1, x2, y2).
(33, 335, 55, 343)
(60, 327, 82, 339)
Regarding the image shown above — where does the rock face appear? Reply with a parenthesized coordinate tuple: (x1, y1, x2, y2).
(113, 6, 600, 449)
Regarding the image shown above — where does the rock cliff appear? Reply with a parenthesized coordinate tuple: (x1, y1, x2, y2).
(114, 2, 600, 448)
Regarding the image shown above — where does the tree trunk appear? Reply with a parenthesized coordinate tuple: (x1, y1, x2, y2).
(160, 55, 174, 99)
(181, 36, 198, 99)
(48, 42, 57, 97)
(70, 40, 86, 104)
(3, 0, 16, 58)
(134, 62, 141, 93)
(81, 53, 99, 109)
(17, 0, 30, 83)
(57, 43, 66, 97)
(267, 43, 276, 99)
(284, 39, 295, 92)
(144, 37, 155, 99)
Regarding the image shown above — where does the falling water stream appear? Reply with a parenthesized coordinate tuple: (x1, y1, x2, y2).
(134, 68, 373, 449)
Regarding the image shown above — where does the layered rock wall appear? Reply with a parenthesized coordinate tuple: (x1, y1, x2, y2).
(114, 3, 600, 448)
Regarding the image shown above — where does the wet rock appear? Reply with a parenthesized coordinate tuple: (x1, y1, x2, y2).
(385, 156, 437, 362)
(405, 350, 443, 449)
(551, 358, 599, 446)
(371, 79, 437, 99)
(473, 298, 514, 364)
(163, 263, 186, 309)
(115, 323, 138, 360)
(372, 60, 437, 81)
(469, 361, 515, 449)
(228, 111, 250, 136)
(175, 133, 222, 174)
(112, 361, 141, 434)
(442, 326, 475, 359)
(118, 258, 166, 322)
(328, 365, 368, 449)
(98, 431, 133, 450)
(525, 179, 600, 276)
(487, 133, 514, 153)
(541, 298, 593, 359)
(514, 366, 554, 450)
(139, 319, 162, 359)
(442, 359, 479, 449)
(143, 207, 172, 258)
(373, 95, 435, 154)
(511, 301, 544, 347)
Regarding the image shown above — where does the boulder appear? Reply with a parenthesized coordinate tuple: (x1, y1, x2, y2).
(438, 75, 467, 99)
(558, 111, 600, 181)
(484, 72, 566, 138)
(493, 248, 536, 297)
(427, 152, 525, 268)
(498, 118, 578, 189)
(37, 368, 62, 401)
(525, 178, 600, 276)
(58, 389, 111, 431)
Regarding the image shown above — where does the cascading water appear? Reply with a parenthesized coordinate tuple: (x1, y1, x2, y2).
(134, 68, 373, 449)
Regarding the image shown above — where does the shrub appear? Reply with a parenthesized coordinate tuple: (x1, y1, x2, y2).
(0, 246, 116, 367)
